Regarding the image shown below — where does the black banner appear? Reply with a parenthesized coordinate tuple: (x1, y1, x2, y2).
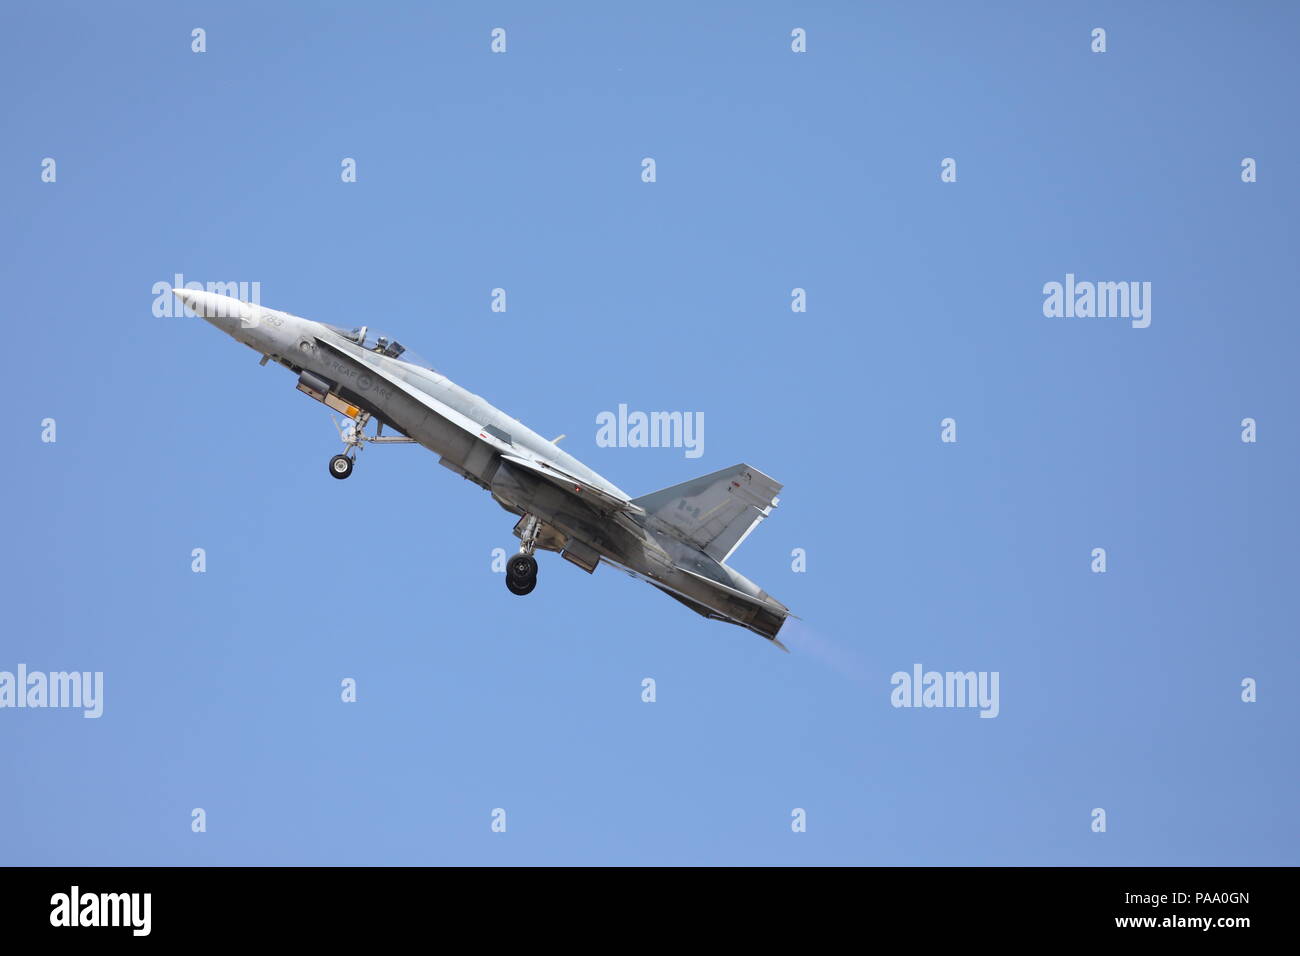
(0, 866, 1279, 941)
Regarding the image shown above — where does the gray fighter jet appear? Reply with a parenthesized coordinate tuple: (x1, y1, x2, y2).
(174, 288, 790, 648)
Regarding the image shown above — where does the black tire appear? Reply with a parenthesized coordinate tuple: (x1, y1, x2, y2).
(507, 553, 538, 582)
(329, 454, 354, 479)
(506, 574, 536, 596)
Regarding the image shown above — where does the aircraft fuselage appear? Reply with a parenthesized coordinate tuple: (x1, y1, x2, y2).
(173, 288, 789, 644)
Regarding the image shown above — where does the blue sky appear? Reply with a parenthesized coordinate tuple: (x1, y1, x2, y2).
(3, 1, 1297, 865)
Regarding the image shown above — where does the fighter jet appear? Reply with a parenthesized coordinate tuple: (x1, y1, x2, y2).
(173, 288, 791, 648)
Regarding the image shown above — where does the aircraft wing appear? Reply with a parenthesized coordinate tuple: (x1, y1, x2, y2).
(499, 453, 642, 516)
(313, 336, 505, 443)
(314, 336, 641, 515)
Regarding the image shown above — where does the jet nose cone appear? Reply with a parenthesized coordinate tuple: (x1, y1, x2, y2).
(172, 287, 200, 312)
(172, 286, 243, 321)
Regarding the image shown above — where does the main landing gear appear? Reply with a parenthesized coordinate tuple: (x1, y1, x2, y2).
(506, 515, 541, 595)
(325, 411, 415, 479)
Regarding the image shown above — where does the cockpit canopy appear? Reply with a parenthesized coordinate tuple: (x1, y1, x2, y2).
(324, 323, 434, 370)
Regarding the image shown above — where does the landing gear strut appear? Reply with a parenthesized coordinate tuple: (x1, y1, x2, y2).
(506, 515, 541, 595)
(325, 411, 370, 479)
(325, 411, 415, 479)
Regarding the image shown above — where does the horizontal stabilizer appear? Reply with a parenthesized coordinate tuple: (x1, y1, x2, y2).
(651, 582, 788, 651)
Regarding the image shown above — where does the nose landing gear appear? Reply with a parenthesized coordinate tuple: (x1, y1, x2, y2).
(328, 454, 354, 479)
(324, 411, 416, 479)
(325, 411, 369, 479)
